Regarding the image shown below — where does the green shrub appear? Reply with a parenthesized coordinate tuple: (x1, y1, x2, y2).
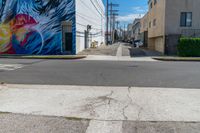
(178, 37, 200, 57)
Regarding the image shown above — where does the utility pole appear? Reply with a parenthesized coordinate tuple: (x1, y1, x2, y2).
(109, 3, 119, 44)
(112, 13, 118, 43)
(110, 2, 113, 44)
(106, 0, 109, 45)
(115, 21, 120, 41)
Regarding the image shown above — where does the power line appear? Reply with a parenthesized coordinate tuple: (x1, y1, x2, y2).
(93, 0, 105, 15)
(76, 22, 102, 31)
(90, 0, 104, 17)
(76, 14, 103, 27)
(79, 0, 104, 18)
(109, 2, 119, 44)
(77, 12, 105, 22)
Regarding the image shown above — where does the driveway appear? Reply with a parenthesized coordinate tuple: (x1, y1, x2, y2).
(78, 42, 161, 58)
(78, 43, 119, 56)
(120, 43, 162, 57)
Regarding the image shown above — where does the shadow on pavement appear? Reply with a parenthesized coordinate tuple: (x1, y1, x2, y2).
(128, 46, 163, 57)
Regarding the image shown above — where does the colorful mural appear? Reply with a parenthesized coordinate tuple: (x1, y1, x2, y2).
(0, 0, 76, 55)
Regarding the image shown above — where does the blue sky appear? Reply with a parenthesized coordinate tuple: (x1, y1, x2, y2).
(103, 0, 148, 26)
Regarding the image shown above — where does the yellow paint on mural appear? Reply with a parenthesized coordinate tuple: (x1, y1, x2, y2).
(0, 24, 12, 52)
(15, 27, 28, 42)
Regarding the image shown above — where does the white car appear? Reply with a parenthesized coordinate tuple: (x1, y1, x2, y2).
(135, 41, 143, 48)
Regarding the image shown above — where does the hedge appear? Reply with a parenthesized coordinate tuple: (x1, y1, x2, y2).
(177, 37, 200, 57)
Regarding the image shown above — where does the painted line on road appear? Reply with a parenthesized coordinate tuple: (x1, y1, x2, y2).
(0, 64, 24, 71)
(0, 84, 199, 122)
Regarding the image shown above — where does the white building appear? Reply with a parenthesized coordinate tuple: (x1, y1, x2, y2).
(76, 0, 105, 53)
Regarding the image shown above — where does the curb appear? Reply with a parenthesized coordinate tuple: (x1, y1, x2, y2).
(153, 57, 200, 62)
(0, 55, 87, 60)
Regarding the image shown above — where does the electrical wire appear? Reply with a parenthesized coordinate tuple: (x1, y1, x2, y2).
(79, 0, 104, 17)
(90, 0, 104, 17)
(76, 12, 103, 26)
(76, 22, 103, 31)
(77, 14, 102, 27)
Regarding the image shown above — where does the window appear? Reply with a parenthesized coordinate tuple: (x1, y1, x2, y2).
(153, 19, 156, 26)
(180, 12, 192, 27)
(154, 0, 157, 5)
(149, 2, 153, 9)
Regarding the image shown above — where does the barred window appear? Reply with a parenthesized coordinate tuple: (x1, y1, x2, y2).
(180, 12, 192, 27)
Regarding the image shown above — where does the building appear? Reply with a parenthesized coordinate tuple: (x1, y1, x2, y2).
(0, 0, 105, 55)
(132, 18, 141, 42)
(127, 23, 133, 42)
(140, 13, 148, 47)
(147, 0, 200, 55)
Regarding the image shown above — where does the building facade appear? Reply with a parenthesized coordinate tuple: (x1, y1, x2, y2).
(76, 0, 105, 53)
(147, 0, 200, 54)
(132, 19, 141, 41)
(127, 23, 133, 42)
(140, 13, 148, 47)
(0, 0, 105, 55)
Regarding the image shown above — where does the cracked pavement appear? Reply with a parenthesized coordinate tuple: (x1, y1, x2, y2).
(0, 84, 200, 133)
(1, 84, 200, 132)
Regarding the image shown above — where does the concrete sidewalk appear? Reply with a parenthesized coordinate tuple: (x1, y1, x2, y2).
(0, 84, 200, 132)
(0, 84, 200, 121)
(82, 55, 157, 62)
(78, 43, 119, 56)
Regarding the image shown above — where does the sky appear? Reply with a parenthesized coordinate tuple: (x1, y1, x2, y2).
(103, 0, 148, 27)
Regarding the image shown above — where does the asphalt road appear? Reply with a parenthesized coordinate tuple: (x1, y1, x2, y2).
(0, 58, 200, 88)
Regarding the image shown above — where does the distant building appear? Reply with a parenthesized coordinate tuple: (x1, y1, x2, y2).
(127, 23, 133, 42)
(132, 19, 141, 41)
(147, 0, 200, 55)
(0, 0, 105, 55)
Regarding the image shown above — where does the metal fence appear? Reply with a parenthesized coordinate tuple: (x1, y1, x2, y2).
(181, 29, 200, 37)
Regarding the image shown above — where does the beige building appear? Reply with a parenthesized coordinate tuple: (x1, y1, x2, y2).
(146, 0, 200, 54)
(140, 13, 149, 47)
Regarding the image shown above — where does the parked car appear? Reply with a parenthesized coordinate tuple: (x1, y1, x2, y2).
(134, 40, 143, 47)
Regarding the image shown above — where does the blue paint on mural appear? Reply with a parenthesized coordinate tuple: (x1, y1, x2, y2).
(0, 0, 76, 55)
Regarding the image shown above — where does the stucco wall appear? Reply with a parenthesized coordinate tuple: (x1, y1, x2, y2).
(148, 36, 165, 53)
(148, 38, 155, 50)
(148, 0, 165, 38)
(76, 0, 105, 53)
(140, 13, 148, 33)
(165, 0, 200, 35)
(155, 37, 165, 53)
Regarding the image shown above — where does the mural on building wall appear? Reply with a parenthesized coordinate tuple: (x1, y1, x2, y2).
(0, 0, 76, 55)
